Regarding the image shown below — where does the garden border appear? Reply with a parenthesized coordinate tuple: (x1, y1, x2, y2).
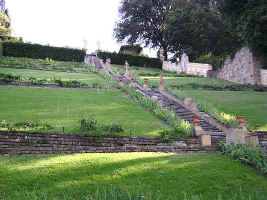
(0, 131, 216, 156)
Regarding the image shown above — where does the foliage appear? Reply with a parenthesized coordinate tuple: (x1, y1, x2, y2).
(97, 51, 162, 69)
(219, 143, 267, 174)
(195, 53, 223, 70)
(114, 0, 177, 60)
(119, 45, 143, 55)
(0, 42, 3, 56)
(80, 117, 124, 135)
(0, 72, 21, 83)
(218, 0, 267, 57)
(0, 12, 11, 40)
(166, 1, 240, 60)
(169, 82, 267, 92)
(0, 120, 54, 131)
(2, 41, 86, 62)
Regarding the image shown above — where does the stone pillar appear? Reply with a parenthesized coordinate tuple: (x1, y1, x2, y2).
(226, 117, 249, 145)
(143, 78, 150, 91)
(119, 76, 124, 86)
(159, 74, 164, 91)
(246, 135, 259, 147)
(201, 134, 212, 147)
(124, 61, 129, 78)
(130, 72, 136, 87)
(105, 58, 111, 72)
(117, 69, 121, 75)
(181, 53, 189, 73)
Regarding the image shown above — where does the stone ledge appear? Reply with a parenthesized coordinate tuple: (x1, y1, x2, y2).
(0, 131, 216, 156)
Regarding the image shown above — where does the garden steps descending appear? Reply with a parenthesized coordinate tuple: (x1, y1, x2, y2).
(105, 68, 227, 145)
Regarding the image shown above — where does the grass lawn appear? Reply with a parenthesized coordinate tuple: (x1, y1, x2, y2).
(0, 153, 267, 200)
(0, 67, 109, 88)
(169, 89, 267, 131)
(0, 56, 92, 73)
(0, 87, 169, 137)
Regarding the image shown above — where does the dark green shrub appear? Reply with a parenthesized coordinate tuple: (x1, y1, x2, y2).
(97, 51, 162, 69)
(0, 42, 3, 57)
(195, 53, 223, 71)
(219, 143, 267, 174)
(2, 41, 86, 62)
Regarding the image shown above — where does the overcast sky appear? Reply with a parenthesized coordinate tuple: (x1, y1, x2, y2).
(6, 0, 156, 57)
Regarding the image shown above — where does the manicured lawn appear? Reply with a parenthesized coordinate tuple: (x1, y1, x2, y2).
(0, 67, 109, 88)
(170, 89, 267, 131)
(0, 87, 169, 137)
(0, 56, 92, 73)
(0, 153, 266, 200)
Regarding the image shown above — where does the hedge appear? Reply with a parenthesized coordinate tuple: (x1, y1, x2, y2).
(0, 42, 3, 57)
(97, 51, 162, 69)
(2, 41, 86, 62)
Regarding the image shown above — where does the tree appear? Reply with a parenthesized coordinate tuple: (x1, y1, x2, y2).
(114, 0, 178, 60)
(166, 0, 239, 60)
(218, 0, 267, 54)
(0, 10, 11, 40)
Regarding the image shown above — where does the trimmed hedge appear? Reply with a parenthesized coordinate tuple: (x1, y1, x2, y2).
(97, 51, 162, 69)
(2, 41, 86, 62)
(0, 42, 3, 57)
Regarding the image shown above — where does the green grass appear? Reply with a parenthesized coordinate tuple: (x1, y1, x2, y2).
(0, 56, 92, 73)
(0, 87, 169, 137)
(0, 153, 267, 200)
(169, 89, 267, 131)
(0, 67, 110, 88)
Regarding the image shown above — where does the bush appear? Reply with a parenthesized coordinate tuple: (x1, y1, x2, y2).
(219, 143, 267, 174)
(0, 42, 3, 57)
(2, 41, 86, 62)
(97, 51, 162, 69)
(195, 53, 223, 71)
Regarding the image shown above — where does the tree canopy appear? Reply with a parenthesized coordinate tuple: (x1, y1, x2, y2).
(114, 0, 178, 60)
(0, 11, 11, 40)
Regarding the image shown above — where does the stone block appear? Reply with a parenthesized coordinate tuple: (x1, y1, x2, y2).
(246, 135, 259, 147)
(201, 134, 211, 147)
(194, 125, 205, 137)
(226, 127, 248, 145)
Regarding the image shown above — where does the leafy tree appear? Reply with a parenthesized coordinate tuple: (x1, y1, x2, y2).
(114, 0, 178, 60)
(166, 1, 239, 60)
(0, 11, 11, 40)
(218, 0, 267, 54)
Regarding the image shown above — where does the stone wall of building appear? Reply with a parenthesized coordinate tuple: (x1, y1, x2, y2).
(0, 131, 216, 156)
(162, 62, 212, 77)
(260, 70, 267, 86)
(214, 47, 264, 85)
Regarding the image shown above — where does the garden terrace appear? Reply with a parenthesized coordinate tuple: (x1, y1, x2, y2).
(0, 87, 170, 137)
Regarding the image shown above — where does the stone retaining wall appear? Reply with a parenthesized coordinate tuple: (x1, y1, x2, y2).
(260, 70, 267, 86)
(0, 131, 216, 156)
(212, 47, 265, 85)
(256, 132, 267, 153)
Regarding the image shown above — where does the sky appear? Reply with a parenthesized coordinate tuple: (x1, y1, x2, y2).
(6, 0, 156, 57)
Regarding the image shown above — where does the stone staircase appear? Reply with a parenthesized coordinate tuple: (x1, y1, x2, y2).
(106, 67, 227, 145)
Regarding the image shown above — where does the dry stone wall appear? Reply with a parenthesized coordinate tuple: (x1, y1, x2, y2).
(214, 47, 264, 85)
(0, 131, 216, 156)
(260, 70, 267, 86)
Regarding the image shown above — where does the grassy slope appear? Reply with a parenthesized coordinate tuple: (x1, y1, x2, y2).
(170, 90, 267, 130)
(0, 153, 267, 199)
(0, 87, 169, 137)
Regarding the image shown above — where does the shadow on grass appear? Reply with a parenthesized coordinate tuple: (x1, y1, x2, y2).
(1, 153, 267, 200)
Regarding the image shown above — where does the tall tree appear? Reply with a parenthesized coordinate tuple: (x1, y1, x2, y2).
(218, 0, 267, 54)
(0, 11, 11, 39)
(114, 0, 178, 60)
(166, 1, 239, 60)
